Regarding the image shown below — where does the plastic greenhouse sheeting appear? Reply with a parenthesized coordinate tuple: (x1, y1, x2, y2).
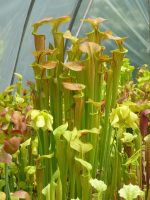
(0, 0, 149, 92)
(72, 0, 150, 67)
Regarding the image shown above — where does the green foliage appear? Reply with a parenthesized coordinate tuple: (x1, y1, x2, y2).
(110, 105, 138, 130)
(89, 178, 107, 196)
(118, 184, 144, 200)
(27, 109, 53, 131)
(0, 15, 150, 200)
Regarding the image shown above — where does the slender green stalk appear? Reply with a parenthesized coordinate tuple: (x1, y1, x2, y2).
(37, 129, 51, 186)
(111, 50, 126, 107)
(100, 49, 126, 186)
(63, 88, 74, 129)
(67, 146, 76, 199)
(50, 183, 56, 200)
(49, 77, 63, 128)
(49, 134, 57, 176)
(109, 135, 119, 199)
(52, 31, 64, 63)
(69, 165, 76, 199)
(50, 169, 61, 200)
(55, 176, 62, 200)
(89, 112, 99, 176)
(45, 186, 50, 200)
(96, 64, 104, 102)
(92, 193, 103, 200)
(74, 93, 85, 129)
(37, 129, 47, 191)
(43, 132, 50, 185)
(55, 139, 68, 200)
(81, 174, 91, 200)
(5, 164, 11, 200)
(36, 163, 44, 200)
(99, 70, 113, 182)
(134, 130, 143, 188)
(9, 173, 14, 192)
(75, 162, 82, 199)
(38, 129, 44, 155)
(18, 146, 28, 187)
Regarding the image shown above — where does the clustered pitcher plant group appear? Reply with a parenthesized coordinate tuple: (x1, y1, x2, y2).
(0, 16, 150, 200)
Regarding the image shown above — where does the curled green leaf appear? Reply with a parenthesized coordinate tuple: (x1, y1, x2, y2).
(53, 123, 68, 140)
(83, 17, 107, 29)
(75, 157, 92, 172)
(63, 30, 78, 44)
(49, 16, 71, 32)
(70, 138, 93, 154)
(32, 17, 53, 33)
(110, 105, 138, 130)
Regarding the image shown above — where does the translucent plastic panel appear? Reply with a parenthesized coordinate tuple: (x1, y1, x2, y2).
(0, 0, 31, 91)
(72, 0, 149, 67)
(0, 0, 77, 91)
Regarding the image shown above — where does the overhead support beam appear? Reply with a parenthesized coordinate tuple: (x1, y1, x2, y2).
(11, 0, 36, 85)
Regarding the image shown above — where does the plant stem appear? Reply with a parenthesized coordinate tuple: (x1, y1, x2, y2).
(89, 112, 99, 176)
(99, 70, 113, 182)
(81, 174, 91, 200)
(36, 167, 44, 200)
(56, 139, 68, 200)
(74, 93, 84, 129)
(67, 145, 76, 199)
(93, 193, 103, 200)
(111, 50, 126, 107)
(55, 176, 62, 200)
(5, 164, 10, 200)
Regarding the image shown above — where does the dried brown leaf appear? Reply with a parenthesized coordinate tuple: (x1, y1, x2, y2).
(83, 17, 107, 27)
(63, 82, 85, 91)
(32, 49, 55, 57)
(79, 42, 101, 55)
(11, 111, 27, 134)
(0, 148, 12, 163)
(4, 137, 22, 154)
(106, 33, 127, 41)
(99, 55, 111, 62)
(12, 190, 31, 200)
(37, 61, 58, 69)
(63, 61, 84, 71)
